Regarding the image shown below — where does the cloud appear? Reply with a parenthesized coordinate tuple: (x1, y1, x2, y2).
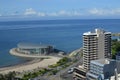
(2, 8, 120, 18)
(38, 12, 46, 16)
(88, 8, 120, 16)
(57, 10, 81, 16)
(58, 10, 70, 16)
(22, 8, 120, 17)
(48, 12, 58, 16)
(47, 11, 69, 16)
(89, 8, 108, 15)
(24, 8, 37, 15)
(73, 11, 82, 16)
(111, 8, 120, 15)
(23, 8, 82, 17)
(48, 10, 82, 16)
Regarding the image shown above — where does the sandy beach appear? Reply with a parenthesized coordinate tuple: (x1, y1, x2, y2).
(0, 48, 61, 74)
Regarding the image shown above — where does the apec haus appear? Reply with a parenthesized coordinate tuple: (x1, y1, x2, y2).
(17, 43, 54, 55)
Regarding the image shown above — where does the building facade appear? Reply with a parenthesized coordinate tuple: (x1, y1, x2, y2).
(17, 43, 53, 55)
(83, 29, 111, 71)
(86, 59, 116, 80)
(116, 52, 120, 61)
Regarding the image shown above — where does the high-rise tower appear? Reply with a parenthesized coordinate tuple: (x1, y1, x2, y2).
(83, 29, 111, 71)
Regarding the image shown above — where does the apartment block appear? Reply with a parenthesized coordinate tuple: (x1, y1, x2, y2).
(83, 29, 111, 71)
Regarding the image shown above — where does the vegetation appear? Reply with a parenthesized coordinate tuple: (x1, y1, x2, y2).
(0, 71, 16, 80)
(49, 69, 59, 75)
(112, 39, 120, 59)
(48, 57, 71, 75)
(22, 57, 71, 79)
(22, 68, 49, 80)
(48, 57, 70, 68)
(56, 57, 70, 66)
(0, 57, 73, 79)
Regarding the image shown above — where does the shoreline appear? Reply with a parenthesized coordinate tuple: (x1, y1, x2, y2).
(0, 59, 42, 72)
(0, 59, 33, 68)
(69, 48, 83, 57)
(0, 48, 61, 74)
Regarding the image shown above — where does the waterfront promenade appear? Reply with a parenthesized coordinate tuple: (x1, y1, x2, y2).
(0, 48, 61, 74)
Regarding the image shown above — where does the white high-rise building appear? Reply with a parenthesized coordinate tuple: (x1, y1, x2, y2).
(83, 29, 111, 71)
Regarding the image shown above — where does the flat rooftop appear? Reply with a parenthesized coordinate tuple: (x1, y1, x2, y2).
(83, 28, 111, 35)
(96, 59, 110, 64)
(91, 58, 115, 66)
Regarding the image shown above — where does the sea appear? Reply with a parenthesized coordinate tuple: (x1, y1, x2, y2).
(0, 19, 120, 67)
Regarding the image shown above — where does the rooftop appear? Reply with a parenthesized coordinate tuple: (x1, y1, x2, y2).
(91, 58, 115, 66)
(17, 42, 52, 49)
(83, 28, 111, 35)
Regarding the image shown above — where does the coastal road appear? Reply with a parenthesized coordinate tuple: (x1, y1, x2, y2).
(32, 48, 83, 80)
(33, 58, 83, 80)
(47, 57, 83, 80)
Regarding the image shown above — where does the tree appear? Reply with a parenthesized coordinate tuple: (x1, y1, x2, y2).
(112, 39, 120, 59)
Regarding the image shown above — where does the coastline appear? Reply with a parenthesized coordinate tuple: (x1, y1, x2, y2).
(9, 48, 55, 58)
(69, 48, 83, 57)
(0, 48, 61, 74)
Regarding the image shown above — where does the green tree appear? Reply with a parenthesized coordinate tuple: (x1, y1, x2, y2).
(57, 57, 70, 66)
(112, 39, 120, 59)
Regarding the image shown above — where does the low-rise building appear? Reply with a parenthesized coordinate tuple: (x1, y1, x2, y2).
(73, 66, 86, 80)
(86, 59, 116, 80)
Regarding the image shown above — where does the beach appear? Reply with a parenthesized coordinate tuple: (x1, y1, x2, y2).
(0, 48, 61, 74)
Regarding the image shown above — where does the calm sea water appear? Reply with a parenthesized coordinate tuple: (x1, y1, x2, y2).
(0, 19, 120, 67)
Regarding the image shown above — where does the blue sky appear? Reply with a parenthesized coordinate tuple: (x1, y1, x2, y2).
(0, 0, 120, 20)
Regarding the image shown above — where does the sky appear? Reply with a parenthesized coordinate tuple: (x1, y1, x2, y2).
(0, 0, 120, 20)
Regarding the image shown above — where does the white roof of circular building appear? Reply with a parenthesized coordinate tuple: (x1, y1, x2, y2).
(17, 43, 52, 49)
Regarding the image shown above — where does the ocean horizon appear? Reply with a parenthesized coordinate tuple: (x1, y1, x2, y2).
(0, 19, 119, 67)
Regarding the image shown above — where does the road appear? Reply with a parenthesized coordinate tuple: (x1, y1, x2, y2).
(32, 57, 83, 80)
(46, 56, 83, 80)
(32, 48, 83, 80)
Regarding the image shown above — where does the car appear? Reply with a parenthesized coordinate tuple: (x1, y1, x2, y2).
(67, 68, 74, 74)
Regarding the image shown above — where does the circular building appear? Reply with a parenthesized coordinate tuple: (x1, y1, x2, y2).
(17, 43, 53, 55)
